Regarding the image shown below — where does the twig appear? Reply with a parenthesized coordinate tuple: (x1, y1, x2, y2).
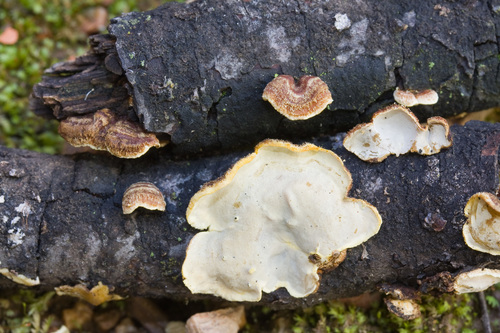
(478, 291, 492, 333)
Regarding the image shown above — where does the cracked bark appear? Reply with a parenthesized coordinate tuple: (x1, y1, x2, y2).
(1, 121, 500, 307)
(30, 0, 500, 155)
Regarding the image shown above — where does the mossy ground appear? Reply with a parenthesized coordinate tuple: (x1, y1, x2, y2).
(0, 1, 499, 332)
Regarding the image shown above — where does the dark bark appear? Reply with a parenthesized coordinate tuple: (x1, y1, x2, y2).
(31, 0, 500, 154)
(0, 121, 500, 307)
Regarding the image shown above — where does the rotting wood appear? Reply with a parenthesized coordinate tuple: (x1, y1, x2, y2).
(1, 121, 500, 308)
(30, 0, 500, 154)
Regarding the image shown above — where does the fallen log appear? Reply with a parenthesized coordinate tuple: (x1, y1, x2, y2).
(31, 0, 500, 154)
(0, 121, 499, 307)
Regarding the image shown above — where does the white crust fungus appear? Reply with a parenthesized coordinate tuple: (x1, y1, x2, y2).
(454, 268, 500, 294)
(463, 192, 500, 255)
(182, 139, 382, 302)
(343, 104, 452, 162)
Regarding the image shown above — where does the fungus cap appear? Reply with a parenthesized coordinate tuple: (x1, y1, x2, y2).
(58, 109, 160, 158)
(262, 75, 333, 120)
(393, 88, 418, 107)
(454, 268, 500, 294)
(393, 88, 439, 107)
(343, 104, 452, 162)
(122, 182, 166, 214)
(463, 192, 500, 255)
(182, 139, 382, 301)
(415, 89, 439, 105)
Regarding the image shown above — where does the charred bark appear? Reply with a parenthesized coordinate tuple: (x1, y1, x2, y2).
(31, 0, 500, 154)
(0, 121, 499, 307)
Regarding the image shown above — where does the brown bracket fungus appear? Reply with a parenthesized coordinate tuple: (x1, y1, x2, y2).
(393, 88, 439, 107)
(343, 104, 452, 162)
(262, 75, 333, 120)
(463, 192, 500, 255)
(55, 281, 125, 306)
(453, 268, 500, 294)
(58, 108, 160, 158)
(182, 139, 382, 302)
(122, 182, 166, 214)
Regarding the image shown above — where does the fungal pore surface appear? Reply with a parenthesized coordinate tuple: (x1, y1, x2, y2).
(343, 104, 452, 162)
(182, 139, 382, 302)
(463, 192, 500, 255)
(262, 75, 333, 120)
(58, 108, 160, 158)
(454, 268, 500, 294)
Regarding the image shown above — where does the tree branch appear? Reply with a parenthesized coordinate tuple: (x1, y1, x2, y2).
(31, 0, 500, 154)
(0, 121, 499, 307)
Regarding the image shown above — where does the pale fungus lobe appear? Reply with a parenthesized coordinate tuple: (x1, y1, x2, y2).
(393, 88, 439, 107)
(463, 192, 500, 255)
(58, 108, 160, 158)
(122, 182, 166, 214)
(0, 268, 40, 286)
(454, 268, 500, 294)
(343, 104, 452, 162)
(384, 299, 421, 320)
(182, 139, 382, 302)
(262, 75, 333, 120)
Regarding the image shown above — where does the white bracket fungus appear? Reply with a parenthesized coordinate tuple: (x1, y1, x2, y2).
(182, 139, 382, 302)
(463, 192, 500, 255)
(343, 104, 452, 162)
(454, 268, 500, 294)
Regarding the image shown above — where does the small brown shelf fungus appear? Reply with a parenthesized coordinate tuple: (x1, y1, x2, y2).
(453, 268, 500, 294)
(182, 139, 382, 302)
(343, 104, 452, 162)
(393, 88, 439, 107)
(463, 192, 500, 255)
(122, 182, 166, 214)
(58, 109, 160, 158)
(262, 75, 333, 120)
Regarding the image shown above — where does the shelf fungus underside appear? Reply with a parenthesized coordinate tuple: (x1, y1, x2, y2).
(343, 105, 452, 162)
(182, 140, 382, 302)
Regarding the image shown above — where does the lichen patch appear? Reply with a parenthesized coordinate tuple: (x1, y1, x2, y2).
(265, 26, 300, 64)
(336, 18, 369, 66)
